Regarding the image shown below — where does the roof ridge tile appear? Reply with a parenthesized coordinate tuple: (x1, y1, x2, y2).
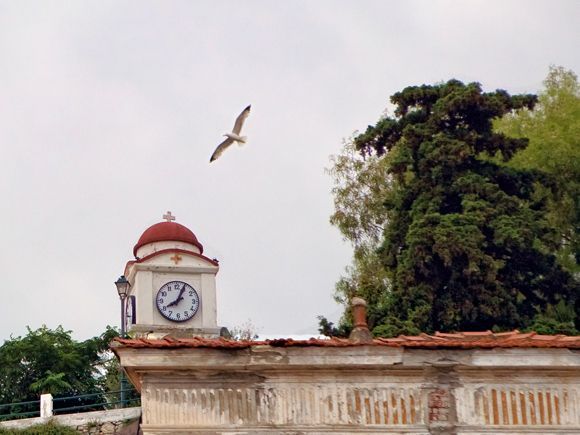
(531, 334, 565, 341)
(461, 331, 493, 337)
(111, 331, 580, 350)
(493, 330, 521, 337)
(559, 336, 580, 342)
(503, 332, 535, 340)
(420, 333, 446, 340)
(434, 332, 463, 338)
(400, 335, 427, 341)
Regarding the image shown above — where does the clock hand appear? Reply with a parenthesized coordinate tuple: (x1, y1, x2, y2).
(175, 285, 186, 302)
(167, 284, 187, 307)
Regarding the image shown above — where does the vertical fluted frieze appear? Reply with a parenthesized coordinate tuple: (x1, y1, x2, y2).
(462, 384, 578, 427)
(144, 383, 425, 427)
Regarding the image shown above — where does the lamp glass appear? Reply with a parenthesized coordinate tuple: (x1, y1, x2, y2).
(115, 275, 130, 298)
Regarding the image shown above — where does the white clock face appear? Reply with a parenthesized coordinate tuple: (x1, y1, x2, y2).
(156, 281, 200, 322)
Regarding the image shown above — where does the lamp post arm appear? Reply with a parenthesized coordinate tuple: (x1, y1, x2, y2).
(120, 296, 127, 338)
(119, 295, 128, 407)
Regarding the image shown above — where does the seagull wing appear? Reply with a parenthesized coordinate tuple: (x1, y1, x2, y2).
(210, 137, 235, 162)
(232, 105, 251, 135)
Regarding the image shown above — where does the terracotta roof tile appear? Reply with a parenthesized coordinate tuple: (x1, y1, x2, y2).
(434, 332, 464, 338)
(462, 331, 494, 337)
(400, 335, 427, 341)
(531, 334, 565, 341)
(376, 337, 405, 343)
(420, 333, 446, 340)
(112, 330, 580, 351)
(503, 332, 534, 340)
(493, 330, 521, 337)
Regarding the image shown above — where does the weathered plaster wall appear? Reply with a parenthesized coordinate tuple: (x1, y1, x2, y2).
(138, 369, 580, 434)
(0, 407, 141, 434)
(115, 345, 580, 434)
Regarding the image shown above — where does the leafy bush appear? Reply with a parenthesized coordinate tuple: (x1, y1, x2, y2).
(0, 420, 78, 435)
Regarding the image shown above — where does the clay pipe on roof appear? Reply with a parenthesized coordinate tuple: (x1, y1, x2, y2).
(349, 297, 373, 344)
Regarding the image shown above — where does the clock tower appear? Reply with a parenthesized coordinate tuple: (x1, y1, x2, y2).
(122, 212, 222, 338)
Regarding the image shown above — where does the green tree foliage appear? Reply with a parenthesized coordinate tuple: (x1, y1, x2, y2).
(29, 371, 71, 396)
(325, 78, 579, 337)
(99, 356, 140, 407)
(320, 139, 391, 336)
(0, 326, 119, 413)
(494, 66, 580, 273)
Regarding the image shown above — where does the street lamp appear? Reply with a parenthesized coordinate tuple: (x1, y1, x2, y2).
(115, 275, 130, 335)
(114, 275, 130, 407)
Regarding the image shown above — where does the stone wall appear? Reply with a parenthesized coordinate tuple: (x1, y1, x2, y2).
(0, 407, 141, 434)
(138, 367, 580, 434)
(115, 344, 580, 434)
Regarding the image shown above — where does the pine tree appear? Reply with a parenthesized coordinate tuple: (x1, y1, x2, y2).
(351, 80, 578, 336)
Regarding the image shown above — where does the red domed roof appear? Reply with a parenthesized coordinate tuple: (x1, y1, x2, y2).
(133, 221, 204, 257)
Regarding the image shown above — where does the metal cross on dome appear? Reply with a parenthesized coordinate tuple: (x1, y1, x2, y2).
(163, 211, 176, 222)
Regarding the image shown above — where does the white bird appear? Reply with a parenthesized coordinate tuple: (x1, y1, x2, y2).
(210, 105, 251, 162)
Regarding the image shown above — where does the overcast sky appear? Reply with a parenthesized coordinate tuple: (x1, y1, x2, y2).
(0, 0, 578, 342)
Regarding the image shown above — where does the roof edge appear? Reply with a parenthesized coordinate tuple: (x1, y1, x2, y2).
(124, 248, 219, 275)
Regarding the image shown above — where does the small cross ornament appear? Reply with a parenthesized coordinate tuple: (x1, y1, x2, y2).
(163, 211, 176, 222)
(170, 253, 182, 265)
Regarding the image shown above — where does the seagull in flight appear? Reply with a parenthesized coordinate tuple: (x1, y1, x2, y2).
(210, 105, 251, 162)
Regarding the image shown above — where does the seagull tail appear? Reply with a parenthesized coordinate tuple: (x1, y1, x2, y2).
(237, 136, 247, 145)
